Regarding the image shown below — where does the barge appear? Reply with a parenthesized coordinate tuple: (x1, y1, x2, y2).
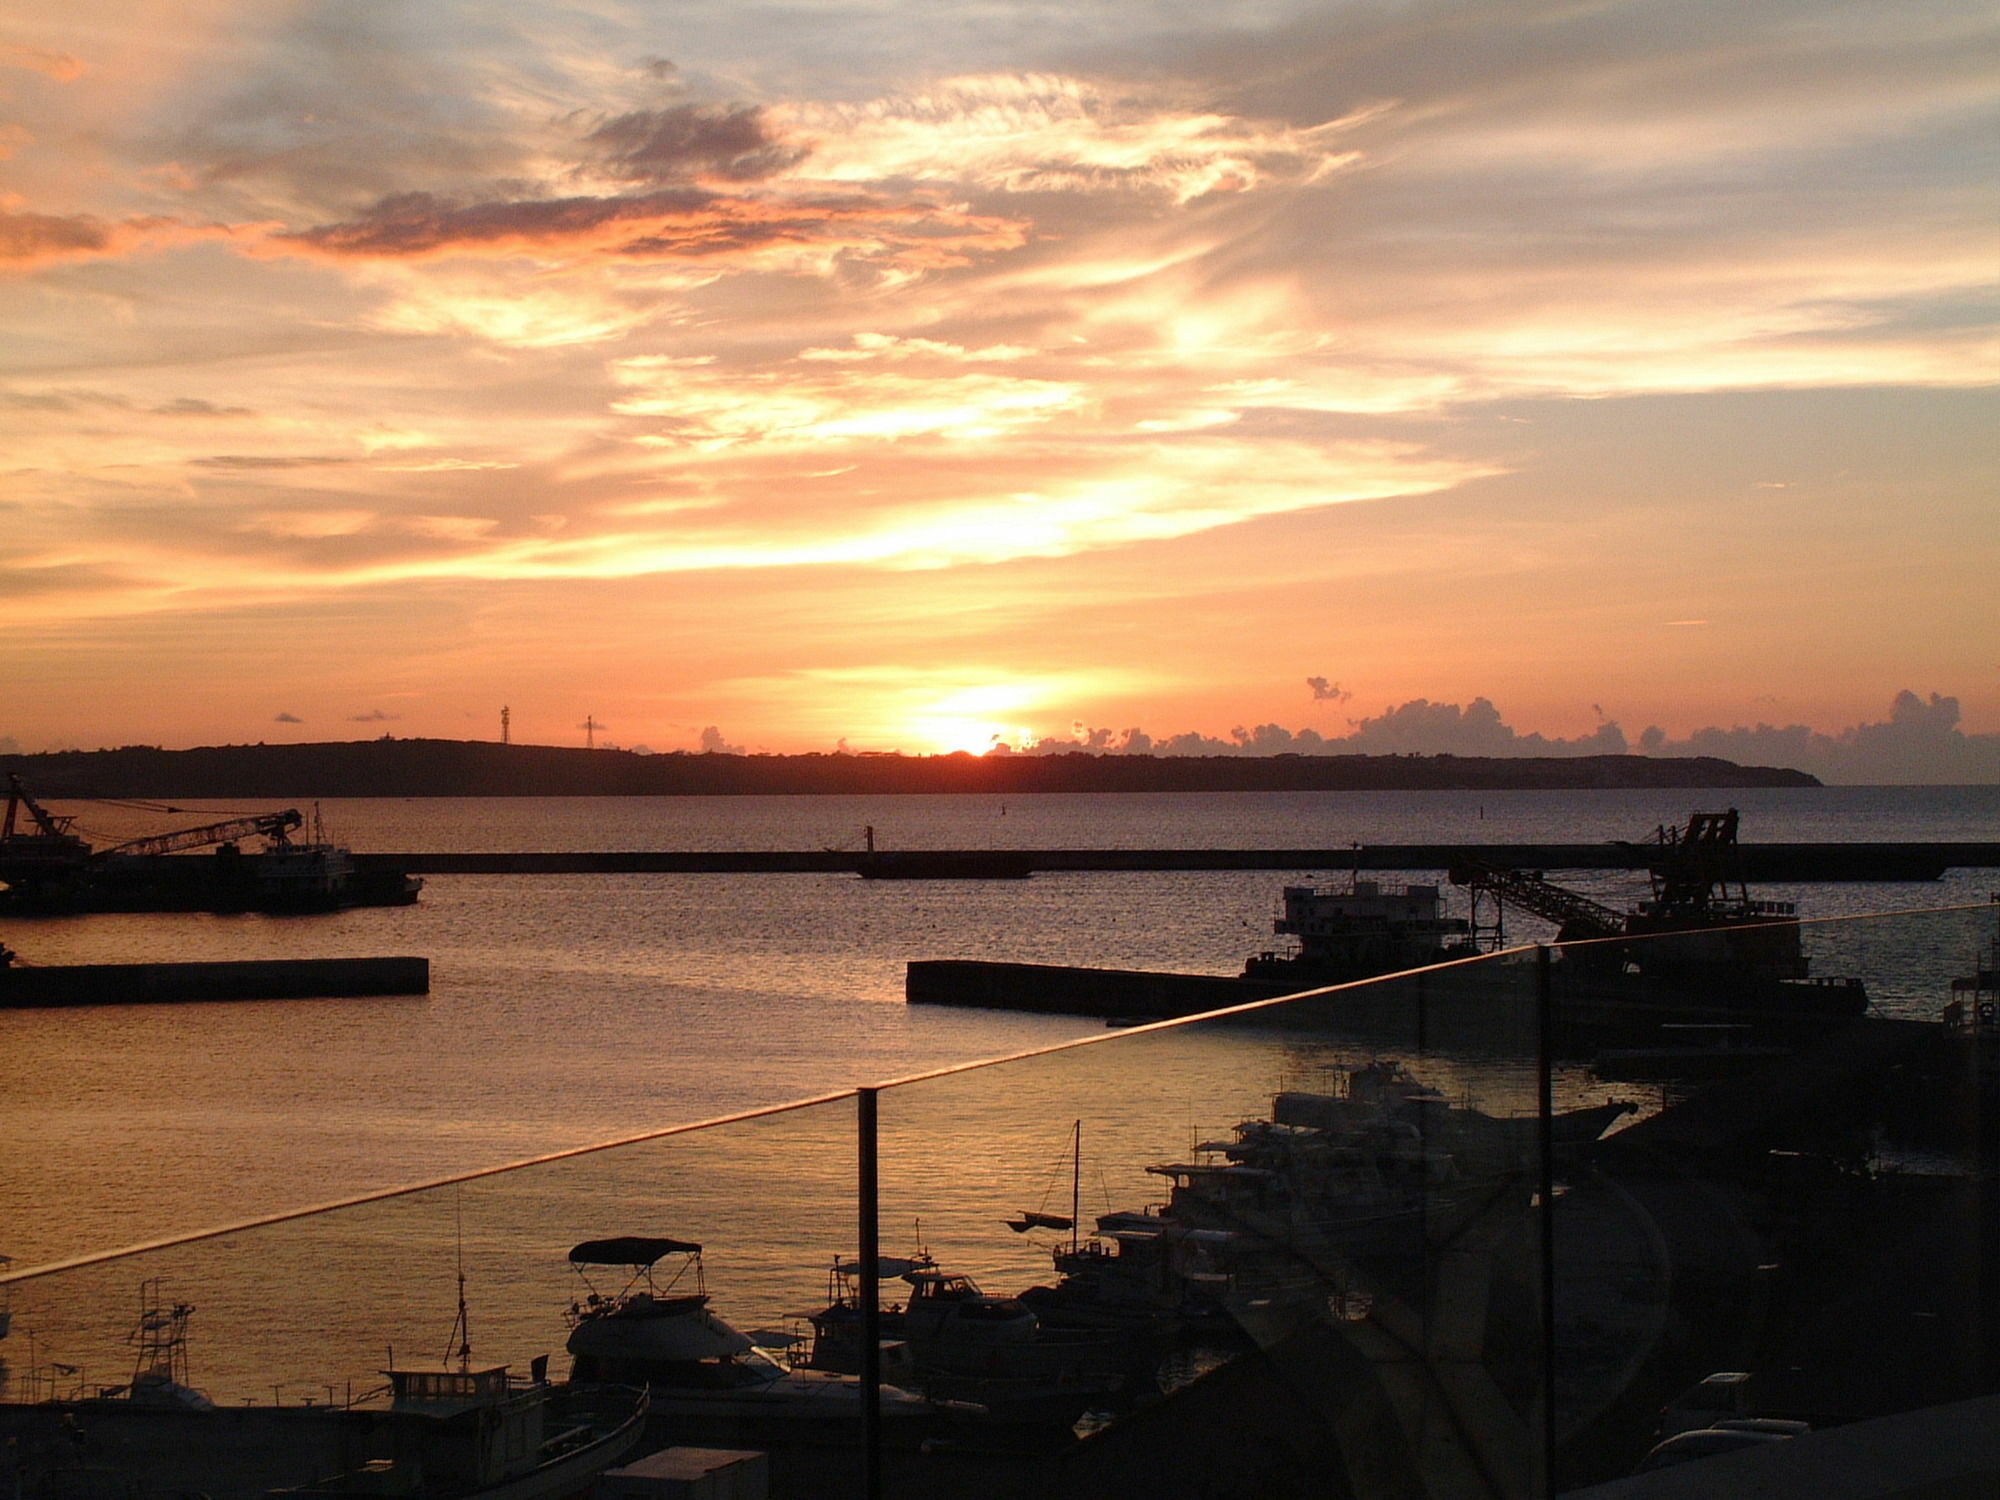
(0, 776, 421, 914)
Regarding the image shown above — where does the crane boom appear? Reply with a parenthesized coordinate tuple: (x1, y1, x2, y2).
(104, 809, 303, 859)
(4, 774, 83, 845)
(1446, 857, 1627, 941)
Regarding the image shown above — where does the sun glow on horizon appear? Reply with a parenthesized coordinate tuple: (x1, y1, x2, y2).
(891, 680, 1060, 754)
(903, 717, 1038, 754)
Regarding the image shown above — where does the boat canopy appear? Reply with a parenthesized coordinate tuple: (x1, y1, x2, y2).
(569, 1236, 700, 1266)
(832, 1255, 926, 1278)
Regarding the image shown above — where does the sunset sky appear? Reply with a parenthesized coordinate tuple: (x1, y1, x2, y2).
(3, 0, 1995, 761)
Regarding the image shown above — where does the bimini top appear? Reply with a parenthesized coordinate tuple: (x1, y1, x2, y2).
(569, 1236, 701, 1267)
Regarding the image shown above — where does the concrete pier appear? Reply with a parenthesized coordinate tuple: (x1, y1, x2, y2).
(907, 958, 1286, 1018)
(354, 842, 1993, 880)
(0, 955, 430, 1007)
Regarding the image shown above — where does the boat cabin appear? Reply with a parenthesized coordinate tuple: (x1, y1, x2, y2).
(902, 1270, 1039, 1345)
(389, 1364, 519, 1413)
(379, 1362, 549, 1489)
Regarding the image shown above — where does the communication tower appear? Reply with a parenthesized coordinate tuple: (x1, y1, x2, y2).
(501, 706, 510, 745)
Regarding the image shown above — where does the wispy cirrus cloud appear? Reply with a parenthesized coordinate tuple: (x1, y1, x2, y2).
(263, 186, 1026, 270)
(778, 74, 1364, 202)
(609, 355, 1085, 446)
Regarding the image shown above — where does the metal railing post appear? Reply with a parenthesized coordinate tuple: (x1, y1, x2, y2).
(1537, 944, 1557, 1498)
(858, 1085, 882, 1500)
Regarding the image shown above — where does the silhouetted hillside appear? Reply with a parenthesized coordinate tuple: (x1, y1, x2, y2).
(4, 739, 1820, 798)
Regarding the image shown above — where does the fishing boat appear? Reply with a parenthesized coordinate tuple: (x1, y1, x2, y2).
(274, 1368, 649, 1499)
(109, 1282, 214, 1410)
(283, 1246, 650, 1498)
(1, 1277, 647, 1500)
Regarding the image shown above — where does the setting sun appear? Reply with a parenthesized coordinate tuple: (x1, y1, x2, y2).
(904, 717, 1037, 755)
(899, 682, 1047, 754)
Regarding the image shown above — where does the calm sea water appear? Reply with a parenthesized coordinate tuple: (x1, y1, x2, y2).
(3, 787, 1996, 1402)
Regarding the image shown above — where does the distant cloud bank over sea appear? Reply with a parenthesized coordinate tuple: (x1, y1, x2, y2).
(992, 691, 2000, 786)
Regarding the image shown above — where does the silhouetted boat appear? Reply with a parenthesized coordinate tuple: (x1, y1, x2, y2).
(1242, 878, 1478, 986)
(1944, 896, 2000, 1040)
(0, 777, 421, 914)
(562, 1236, 930, 1441)
(804, 1250, 1132, 1428)
(1450, 810, 1868, 1025)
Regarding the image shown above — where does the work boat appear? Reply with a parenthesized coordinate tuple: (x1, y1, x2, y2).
(1243, 878, 1478, 987)
(275, 1367, 647, 1499)
(563, 1236, 928, 1440)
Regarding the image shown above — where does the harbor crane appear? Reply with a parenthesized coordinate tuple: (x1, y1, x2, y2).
(101, 808, 304, 859)
(1445, 857, 1625, 943)
(1, 774, 93, 875)
(1449, 809, 1813, 984)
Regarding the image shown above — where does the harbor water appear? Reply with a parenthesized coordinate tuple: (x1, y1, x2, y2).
(3, 785, 1997, 1404)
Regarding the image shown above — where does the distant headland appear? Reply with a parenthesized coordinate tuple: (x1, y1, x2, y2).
(5, 739, 1820, 797)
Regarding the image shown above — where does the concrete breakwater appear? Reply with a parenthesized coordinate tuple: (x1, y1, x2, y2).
(907, 958, 1287, 1019)
(0, 956, 430, 1008)
(355, 842, 1991, 880)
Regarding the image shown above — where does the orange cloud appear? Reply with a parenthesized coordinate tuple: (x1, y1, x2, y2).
(0, 43, 84, 81)
(0, 209, 244, 269)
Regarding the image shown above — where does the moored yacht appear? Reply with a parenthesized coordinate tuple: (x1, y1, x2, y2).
(563, 1236, 930, 1441)
(805, 1252, 1134, 1428)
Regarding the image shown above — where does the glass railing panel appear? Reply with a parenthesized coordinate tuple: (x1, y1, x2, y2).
(11, 899, 1988, 1499)
(0, 1092, 873, 1498)
(1547, 901, 1999, 1490)
(875, 950, 1554, 1498)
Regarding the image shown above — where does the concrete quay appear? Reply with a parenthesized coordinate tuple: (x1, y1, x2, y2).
(0, 955, 430, 1007)
(355, 842, 1998, 879)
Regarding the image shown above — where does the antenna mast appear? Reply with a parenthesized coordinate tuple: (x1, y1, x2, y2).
(445, 1198, 471, 1371)
(500, 706, 510, 745)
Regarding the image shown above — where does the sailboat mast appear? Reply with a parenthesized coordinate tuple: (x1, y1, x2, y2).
(1071, 1119, 1081, 1256)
